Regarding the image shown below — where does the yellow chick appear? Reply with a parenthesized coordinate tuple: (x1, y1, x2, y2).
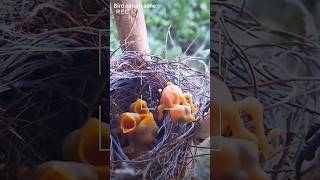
(198, 77, 276, 159)
(62, 117, 109, 180)
(17, 161, 98, 180)
(120, 112, 158, 144)
(169, 104, 196, 123)
(119, 99, 159, 158)
(158, 82, 197, 122)
(212, 137, 271, 180)
(130, 98, 149, 114)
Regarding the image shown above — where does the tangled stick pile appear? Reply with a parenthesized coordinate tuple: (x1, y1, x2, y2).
(0, 0, 108, 179)
(212, 0, 320, 179)
(110, 52, 209, 179)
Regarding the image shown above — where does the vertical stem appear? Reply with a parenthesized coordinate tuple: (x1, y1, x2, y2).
(111, 0, 150, 54)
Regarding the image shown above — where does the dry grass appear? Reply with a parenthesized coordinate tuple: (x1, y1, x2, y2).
(0, 0, 108, 179)
(212, 0, 320, 179)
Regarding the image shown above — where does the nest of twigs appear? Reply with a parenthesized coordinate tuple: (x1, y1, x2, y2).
(0, 0, 108, 179)
(212, 0, 320, 179)
(109, 52, 209, 179)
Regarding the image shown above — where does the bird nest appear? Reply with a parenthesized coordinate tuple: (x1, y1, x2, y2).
(212, 0, 320, 179)
(0, 0, 108, 179)
(109, 52, 210, 179)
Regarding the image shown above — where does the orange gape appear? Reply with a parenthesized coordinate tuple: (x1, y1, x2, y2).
(158, 82, 197, 122)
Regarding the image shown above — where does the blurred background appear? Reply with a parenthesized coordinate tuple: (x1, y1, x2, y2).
(110, 0, 210, 59)
(247, 0, 320, 35)
(207, 1, 320, 180)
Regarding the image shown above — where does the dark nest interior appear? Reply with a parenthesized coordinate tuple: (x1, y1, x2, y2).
(109, 52, 210, 179)
(212, 1, 320, 180)
(0, 0, 108, 179)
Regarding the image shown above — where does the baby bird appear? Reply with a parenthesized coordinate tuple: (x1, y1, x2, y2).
(211, 137, 271, 180)
(120, 112, 158, 144)
(196, 77, 276, 159)
(169, 104, 196, 123)
(158, 82, 197, 122)
(120, 99, 159, 158)
(130, 98, 149, 114)
(62, 117, 109, 180)
(17, 161, 98, 180)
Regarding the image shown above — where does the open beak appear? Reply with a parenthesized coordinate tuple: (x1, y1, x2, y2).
(120, 112, 141, 134)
